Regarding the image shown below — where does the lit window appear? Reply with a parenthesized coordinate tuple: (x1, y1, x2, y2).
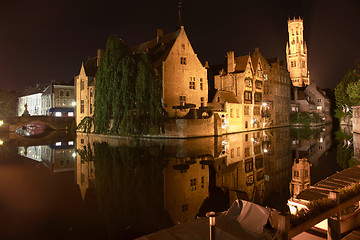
(55, 112, 62, 117)
(189, 77, 195, 89)
(68, 112, 74, 117)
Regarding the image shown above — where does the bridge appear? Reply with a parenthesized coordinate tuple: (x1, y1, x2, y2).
(0, 116, 75, 132)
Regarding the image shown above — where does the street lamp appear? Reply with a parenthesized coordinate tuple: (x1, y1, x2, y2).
(206, 212, 217, 240)
(0, 120, 3, 126)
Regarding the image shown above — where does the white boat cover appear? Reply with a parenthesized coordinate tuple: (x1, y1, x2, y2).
(225, 199, 270, 236)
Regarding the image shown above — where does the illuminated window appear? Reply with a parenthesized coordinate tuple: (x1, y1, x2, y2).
(189, 77, 195, 89)
(180, 57, 186, 65)
(244, 91, 252, 103)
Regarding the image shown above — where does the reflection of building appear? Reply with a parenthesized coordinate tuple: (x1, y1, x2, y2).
(75, 134, 96, 201)
(352, 105, 360, 134)
(353, 133, 360, 162)
(164, 157, 209, 223)
(291, 125, 332, 167)
(18, 142, 76, 172)
(289, 158, 310, 198)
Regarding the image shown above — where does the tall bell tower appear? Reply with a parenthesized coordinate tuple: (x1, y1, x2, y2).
(286, 17, 310, 87)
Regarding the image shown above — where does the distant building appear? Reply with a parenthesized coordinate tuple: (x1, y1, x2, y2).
(290, 158, 311, 198)
(286, 17, 310, 87)
(18, 83, 75, 117)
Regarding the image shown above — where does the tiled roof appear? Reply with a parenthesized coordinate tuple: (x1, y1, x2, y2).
(234, 55, 250, 73)
(134, 30, 180, 68)
(84, 57, 98, 77)
(219, 90, 240, 103)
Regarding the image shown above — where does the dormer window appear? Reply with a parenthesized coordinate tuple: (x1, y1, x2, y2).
(180, 57, 186, 65)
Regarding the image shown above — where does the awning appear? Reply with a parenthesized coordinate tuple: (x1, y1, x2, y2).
(49, 107, 74, 113)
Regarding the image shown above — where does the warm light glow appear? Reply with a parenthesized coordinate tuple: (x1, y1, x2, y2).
(68, 141, 74, 145)
(72, 152, 77, 158)
(55, 112, 62, 117)
(0, 140, 3, 145)
(319, 138, 323, 143)
(0, 120, 3, 126)
(264, 148, 268, 153)
(71, 101, 76, 106)
(56, 142, 62, 146)
(68, 112, 74, 117)
(262, 102, 267, 107)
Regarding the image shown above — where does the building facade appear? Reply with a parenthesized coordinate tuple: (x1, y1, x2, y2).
(286, 17, 310, 87)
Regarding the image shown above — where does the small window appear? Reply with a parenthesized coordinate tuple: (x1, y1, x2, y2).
(231, 148, 234, 158)
(190, 178, 197, 191)
(230, 109, 233, 118)
(180, 57, 186, 65)
(244, 106, 250, 115)
(189, 77, 195, 89)
(200, 97, 204, 107)
(59, 90, 64, 97)
(66, 90, 70, 97)
(244, 91, 252, 102)
(80, 80, 84, 90)
(90, 103, 93, 114)
(200, 78, 203, 90)
(237, 147, 240, 156)
(90, 89, 93, 98)
(80, 100, 84, 113)
(245, 121, 248, 129)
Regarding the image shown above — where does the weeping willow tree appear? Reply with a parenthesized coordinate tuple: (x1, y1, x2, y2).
(94, 35, 164, 135)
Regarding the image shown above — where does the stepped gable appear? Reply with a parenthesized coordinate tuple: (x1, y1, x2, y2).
(134, 30, 181, 68)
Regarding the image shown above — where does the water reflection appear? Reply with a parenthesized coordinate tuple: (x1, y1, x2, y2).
(0, 126, 341, 239)
(18, 141, 76, 172)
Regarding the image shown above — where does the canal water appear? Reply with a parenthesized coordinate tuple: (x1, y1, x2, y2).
(0, 125, 355, 239)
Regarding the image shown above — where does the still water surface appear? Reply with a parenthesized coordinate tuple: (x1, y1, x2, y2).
(0, 125, 353, 239)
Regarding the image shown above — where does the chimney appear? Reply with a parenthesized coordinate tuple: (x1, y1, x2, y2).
(97, 49, 104, 66)
(227, 51, 235, 73)
(157, 29, 164, 43)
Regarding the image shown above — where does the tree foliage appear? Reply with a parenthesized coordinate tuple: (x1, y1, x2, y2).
(334, 69, 359, 120)
(94, 35, 164, 135)
(0, 90, 17, 117)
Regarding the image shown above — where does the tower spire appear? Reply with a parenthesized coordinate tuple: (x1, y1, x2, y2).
(176, 1, 183, 30)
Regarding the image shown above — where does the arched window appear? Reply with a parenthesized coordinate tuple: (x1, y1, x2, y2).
(59, 90, 64, 97)
(66, 90, 70, 97)
(245, 121, 248, 129)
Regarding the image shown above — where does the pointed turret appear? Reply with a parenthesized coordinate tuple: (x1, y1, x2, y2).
(176, 1, 183, 30)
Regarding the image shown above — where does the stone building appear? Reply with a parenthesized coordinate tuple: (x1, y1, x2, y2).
(42, 83, 75, 116)
(18, 82, 75, 117)
(211, 52, 264, 133)
(286, 17, 310, 87)
(74, 50, 101, 126)
(135, 26, 208, 118)
(290, 158, 311, 198)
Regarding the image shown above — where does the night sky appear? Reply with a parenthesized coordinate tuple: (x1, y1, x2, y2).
(1, 0, 360, 92)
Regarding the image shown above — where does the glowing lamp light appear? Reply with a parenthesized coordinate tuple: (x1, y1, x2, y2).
(72, 152, 77, 158)
(68, 141, 74, 146)
(0, 140, 3, 145)
(68, 112, 74, 117)
(319, 138, 323, 143)
(262, 102, 267, 107)
(264, 149, 268, 153)
(71, 101, 76, 106)
(55, 112, 62, 117)
(56, 142, 62, 146)
(0, 120, 3, 126)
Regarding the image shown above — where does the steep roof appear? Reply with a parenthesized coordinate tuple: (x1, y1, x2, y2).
(219, 90, 240, 103)
(134, 30, 181, 68)
(84, 57, 98, 77)
(234, 55, 250, 73)
(251, 56, 259, 71)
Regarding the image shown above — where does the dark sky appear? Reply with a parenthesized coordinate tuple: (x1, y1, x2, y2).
(1, 0, 360, 92)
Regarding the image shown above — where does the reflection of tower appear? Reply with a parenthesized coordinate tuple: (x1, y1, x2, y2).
(290, 158, 310, 198)
(286, 17, 310, 87)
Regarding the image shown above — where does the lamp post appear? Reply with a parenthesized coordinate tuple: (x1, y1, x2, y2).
(206, 212, 216, 240)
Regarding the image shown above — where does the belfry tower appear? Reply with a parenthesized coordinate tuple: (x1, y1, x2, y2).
(286, 17, 310, 87)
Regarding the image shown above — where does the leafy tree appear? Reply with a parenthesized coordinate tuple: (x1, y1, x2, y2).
(93, 34, 164, 135)
(0, 90, 17, 117)
(334, 69, 359, 120)
(346, 80, 360, 106)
